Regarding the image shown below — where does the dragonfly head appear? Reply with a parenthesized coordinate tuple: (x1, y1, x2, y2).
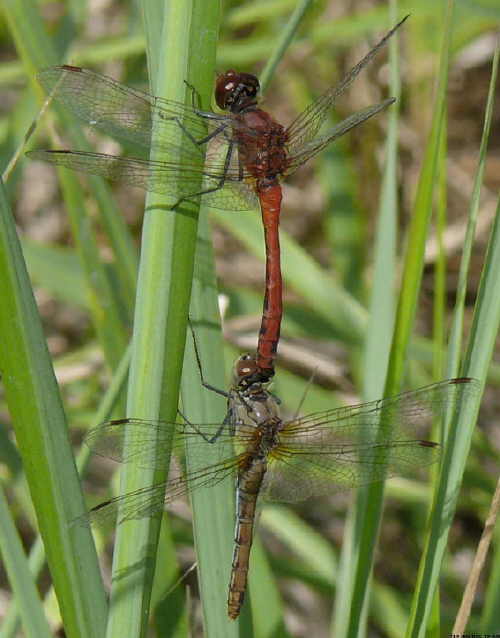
(215, 70, 260, 113)
(232, 353, 273, 389)
(233, 353, 260, 386)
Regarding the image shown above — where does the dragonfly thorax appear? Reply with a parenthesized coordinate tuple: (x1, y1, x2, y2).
(235, 110, 288, 181)
(229, 355, 281, 429)
(229, 383, 281, 429)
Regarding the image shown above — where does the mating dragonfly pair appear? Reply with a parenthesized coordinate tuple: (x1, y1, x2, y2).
(30, 16, 479, 620)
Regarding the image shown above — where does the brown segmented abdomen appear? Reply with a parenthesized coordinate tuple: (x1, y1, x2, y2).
(227, 458, 266, 619)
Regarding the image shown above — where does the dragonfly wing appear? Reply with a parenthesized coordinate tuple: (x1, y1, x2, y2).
(27, 150, 258, 211)
(260, 377, 479, 502)
(84, 417, 256, 468)
(35, 66, 260, 210)
(285, 17, 407, 155)
(202, 179, 258, 211)
(285, 99, 394, 175)
(262, 436, 440, 502)
(37, 66, 227, 155)
(289, 378, 479, 436)
(37, 67, 257, 188)
(72, 453, 241, 528)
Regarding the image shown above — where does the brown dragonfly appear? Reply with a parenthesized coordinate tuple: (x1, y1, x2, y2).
(77, 355, 478, 619)
(28, 16, 407, 383)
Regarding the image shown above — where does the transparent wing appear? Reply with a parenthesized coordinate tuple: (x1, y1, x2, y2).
(263, 437, 440, 502)
(37, 66, 228, 156)
(35, 65, 260, 210)
(84, 417, 258, 468)
(73, 454, 242, 528)
(75, 377, 479, 523)
(261, 377, 479, 501)
(285, 17, 407, 157)
(27, 150, 258, 211)
(285, 99, 394, 176)
(73, 417, 259, 527)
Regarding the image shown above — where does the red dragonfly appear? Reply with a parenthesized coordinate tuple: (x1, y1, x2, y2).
(76, 356, 478, 619)
(28, 17, 407, 382)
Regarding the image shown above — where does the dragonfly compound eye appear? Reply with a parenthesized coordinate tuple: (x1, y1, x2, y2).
(215, 70, 238, 109)
(215, 70, 260, 111)
(233, 353, 259, 385)
(238, 73, 259, 97)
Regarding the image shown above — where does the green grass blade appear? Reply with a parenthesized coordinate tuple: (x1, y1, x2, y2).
(405, 193, 500, 636)
(384, 7, 453, 395)
(56, 172, 131, 367)
(444, 38, 499, 380)
(259, 0, 316, 92)
(361, 0, 401, 397)
(247, 538, 290, 637)
(104, 2, 222, 636)
(332, 3, 402, 633)
(0, 178, 107, 636)
(0, 487, 52, 638)
(4, 0, 134, 368)
(0, 537, 47, 638)
(432, 121, 448, 383)
(0, 345, 131, 638)
(406, 39, 500, 634)
(5, 0, 138, 314)
(333, 4, 455, 635)
(182, 213, 239, 635)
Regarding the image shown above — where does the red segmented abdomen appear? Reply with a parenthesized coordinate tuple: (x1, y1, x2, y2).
(255, 181, 282, 380)
(233, 108, 287, 381)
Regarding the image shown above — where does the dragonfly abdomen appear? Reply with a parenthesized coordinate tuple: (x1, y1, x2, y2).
(254, 182, 282, 380)
(227, 458, 266, 619)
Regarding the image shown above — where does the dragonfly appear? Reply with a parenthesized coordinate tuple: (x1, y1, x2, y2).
(28, 17, 407, 383)
(77, 354, 478, 619)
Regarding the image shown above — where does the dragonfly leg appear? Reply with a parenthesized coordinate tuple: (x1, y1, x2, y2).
(171, 177, 225, 209)
(171, 139, 236, 209)
(157, 116, 206, 155)
(207, 422, 228, 443)
(177, 409, 228, 444)
(195, 122, 230, 146)
(184, 80, 202, 110)
(188, 318, 228, 399)
(182, 81, 230, 124)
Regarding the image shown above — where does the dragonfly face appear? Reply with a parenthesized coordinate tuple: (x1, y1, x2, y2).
(215, 70, 260, 113)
